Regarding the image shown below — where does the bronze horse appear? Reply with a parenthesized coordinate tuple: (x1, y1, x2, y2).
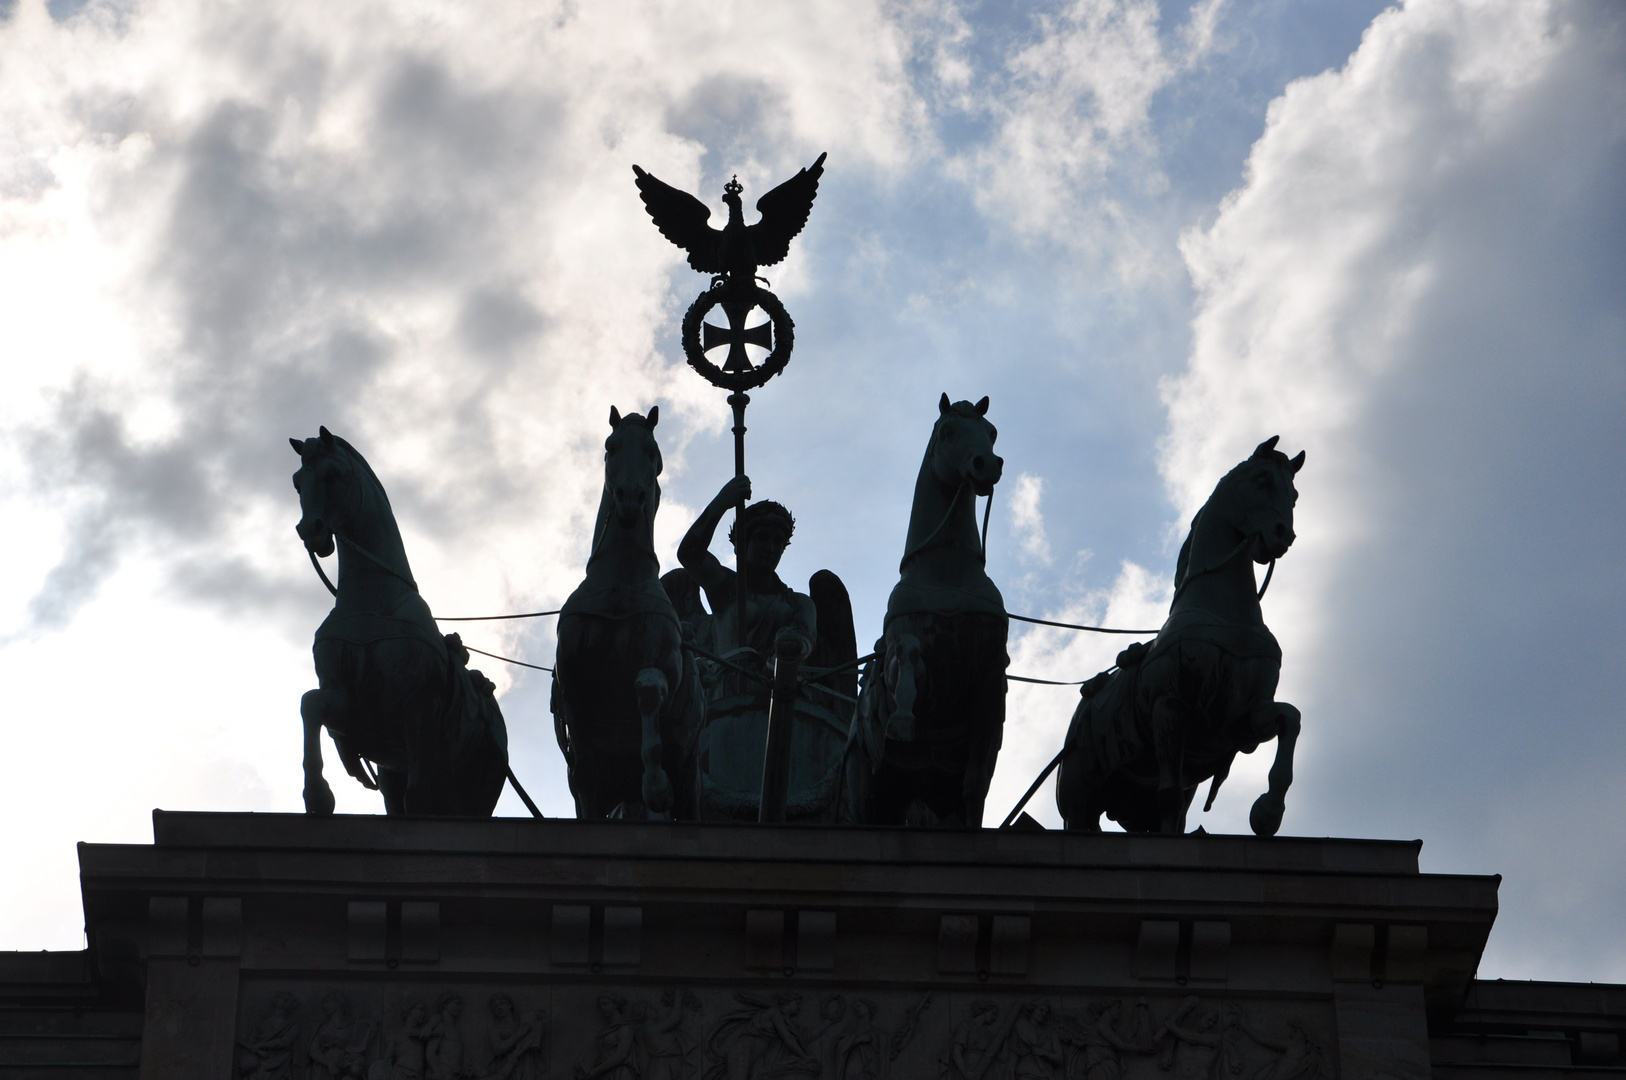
(1055, 436, 1305, 835)
(553, 407, 704, 819)
(291, 428, 508, 816)
(846, 394, 1009, 826)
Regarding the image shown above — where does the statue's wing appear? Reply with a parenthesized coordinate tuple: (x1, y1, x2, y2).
(632, 165, 724, 274)
(749, 152, 827, 268)
(807, 568, 858, 717)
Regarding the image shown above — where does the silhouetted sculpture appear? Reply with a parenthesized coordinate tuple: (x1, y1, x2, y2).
(846, 395, 1009, 827)
(291, 428, 508, 816)
(633, 154, 824, 369)
(670, 476, 857, 821)
(1055, 437, 1305, 836)
(553, 407, 704, 820)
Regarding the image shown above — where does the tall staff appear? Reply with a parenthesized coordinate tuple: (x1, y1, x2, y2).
(632, 154, 827, 650)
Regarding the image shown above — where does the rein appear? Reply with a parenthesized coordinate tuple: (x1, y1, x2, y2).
(305, 535, 419, 597)
(1172, 512, 1276, 603)
(900, 480, 992, 569)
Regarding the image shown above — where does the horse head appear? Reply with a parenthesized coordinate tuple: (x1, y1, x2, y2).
(931, 393, 1003, 496)
(289, 426, 356, 558)
(1220, 435, 1305, 563)
(604, 405, 663, 529)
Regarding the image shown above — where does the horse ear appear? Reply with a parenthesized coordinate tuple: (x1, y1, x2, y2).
(319, 426, 334, 447)
(290, 438, 304, 456)
(646, 405, 659, 428)
(1290, 450, 1306, 473)
(1253, 435, 1279, 457)
(939, 392, 951, 415)
(974, 396, 989, 416)
(609, 406, 621, 428)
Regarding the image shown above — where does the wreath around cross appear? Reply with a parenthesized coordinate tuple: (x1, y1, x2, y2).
(680, 283, 796, 392)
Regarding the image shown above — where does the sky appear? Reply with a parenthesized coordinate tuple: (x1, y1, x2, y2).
(0, 0, 1621, 982)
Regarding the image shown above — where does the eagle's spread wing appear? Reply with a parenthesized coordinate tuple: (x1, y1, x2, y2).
(749, 152, 827, 268)
(632, 165, 724, 274)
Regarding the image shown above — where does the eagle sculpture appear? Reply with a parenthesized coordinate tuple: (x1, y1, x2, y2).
(632, 153, 827, 288)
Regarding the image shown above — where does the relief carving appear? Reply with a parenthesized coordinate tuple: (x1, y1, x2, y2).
(633, 989, 704, 1080)
(310, 992, 377, 1080)
(425, 993, 467, 1080)
(234, 986, 1332, 1080)
(377, 1001, 432, 1080)
(703, 992, 932, 1080)
(939, 996, 1333, 1080)
(577, 989, 703, 1079)
(487, 993, 547, 1080)
(238, 992, 302, 1080)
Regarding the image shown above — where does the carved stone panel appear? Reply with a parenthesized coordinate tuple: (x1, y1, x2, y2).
(235, 985, 1334, 1080)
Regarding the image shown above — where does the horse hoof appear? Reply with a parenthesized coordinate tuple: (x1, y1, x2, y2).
(304, 783, 336, 817)
(1249, 794, 1284, 837)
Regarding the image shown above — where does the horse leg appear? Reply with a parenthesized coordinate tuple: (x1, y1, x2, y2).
(885, 633, 922, 741)
(1247, 702, 1301, 837)
(959, 666, 1007, 828)
(634, 667, 673, 818)
(300, 689, 337, 816)
(377, 767, 407, 816)
(1056, 743, 1105, 834)
(1150, 695, 1188, 834)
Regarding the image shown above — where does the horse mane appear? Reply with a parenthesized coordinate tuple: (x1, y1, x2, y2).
(325, 434, 393, 516)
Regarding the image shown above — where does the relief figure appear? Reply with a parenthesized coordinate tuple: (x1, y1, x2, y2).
(1062, 999, 1152, 1080)
(377, 1002, 432, 1080)
(576, 993, 639, 1080)
(633, 988, 703, 1080)
(1008, 1002, 1064, 1080)
(426, 993, 466, 1080)
(941, 1000, 1013, 1080)
(486, 994, 546, 1080)
(238, 992, 301, 1080)
(310, 992, 374, 1080)
(705, 991, 820, 1080)
(1155, 999, 1222, 1080)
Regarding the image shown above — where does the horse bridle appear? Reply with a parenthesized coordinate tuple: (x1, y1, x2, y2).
(899, 480, 996, 569)
(301, 452, 420, 598)
(307, 535, 419, 598)
(1173, 508, 1275, 603)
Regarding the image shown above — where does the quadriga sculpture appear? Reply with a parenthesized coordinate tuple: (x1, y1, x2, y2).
(291, 428, 508, 816)
(1055, 436, 1305, 836)
(552, 407, 704, 819)
(846, 394, 1009, 826)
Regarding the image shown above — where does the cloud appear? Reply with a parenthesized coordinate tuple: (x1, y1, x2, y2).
(0, 0, 934, 636)
(1008, 472, 1053, 564)
(0, 0, 943, 948)
(1161, 0, 1626, 979)
(961, 0, 1226, 272)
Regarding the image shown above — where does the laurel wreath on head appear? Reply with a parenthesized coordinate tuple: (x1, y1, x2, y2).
(680, 283, 796, 393)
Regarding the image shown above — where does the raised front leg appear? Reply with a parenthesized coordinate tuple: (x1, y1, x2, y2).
(1150, 694, 1188, 834)
(1246, 701, 1301, 837)
(300, 688, 337, 816)
(634, 667, 672, 818)
(884, 632, 923, 742)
